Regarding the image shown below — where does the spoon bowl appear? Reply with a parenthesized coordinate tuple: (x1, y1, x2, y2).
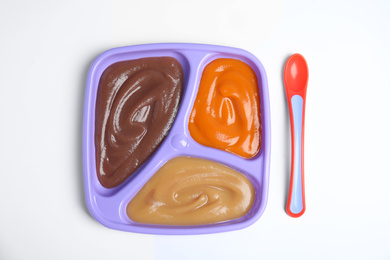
(284, 54, 309, 93)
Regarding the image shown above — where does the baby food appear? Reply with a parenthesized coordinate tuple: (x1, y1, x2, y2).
(188, 58, 261, 158)
(127, 157, 255, 225)
(95, 57, 183, 188)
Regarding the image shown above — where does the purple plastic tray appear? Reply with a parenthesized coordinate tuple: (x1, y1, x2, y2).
(83, 43, 271, 235)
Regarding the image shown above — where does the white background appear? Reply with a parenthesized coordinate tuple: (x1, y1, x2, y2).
(1, 0, 389, 259)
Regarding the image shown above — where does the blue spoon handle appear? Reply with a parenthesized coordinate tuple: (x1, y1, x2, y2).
(286, 95, 306, 217)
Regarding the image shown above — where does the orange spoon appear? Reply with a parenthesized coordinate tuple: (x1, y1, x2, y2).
(284, 54, 309, 218)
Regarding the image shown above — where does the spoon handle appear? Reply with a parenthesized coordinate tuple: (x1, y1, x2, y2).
(286, 94, 306, 217)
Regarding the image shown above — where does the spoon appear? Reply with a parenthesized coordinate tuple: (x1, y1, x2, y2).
(284, 53, 309, 218)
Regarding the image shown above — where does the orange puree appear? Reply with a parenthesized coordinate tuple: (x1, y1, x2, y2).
(188, 58, 261, 158)
(126, 157, 255, 225)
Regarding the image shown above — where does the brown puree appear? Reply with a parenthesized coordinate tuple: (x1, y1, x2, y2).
(95, 57, 183, 188)
(127, 157, 255, 225)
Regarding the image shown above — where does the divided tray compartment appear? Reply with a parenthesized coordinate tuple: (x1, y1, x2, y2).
(83, 43, 271, 235)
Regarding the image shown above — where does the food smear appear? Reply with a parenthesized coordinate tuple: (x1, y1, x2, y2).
(189, 58, 261, 158)
(127, 157, 255, 225)
(95, 57, 183, 188)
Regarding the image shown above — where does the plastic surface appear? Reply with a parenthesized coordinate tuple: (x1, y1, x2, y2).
(284, 53, 308, 218)
(83, 43, 271, 234)
(290, 95, 304, 214)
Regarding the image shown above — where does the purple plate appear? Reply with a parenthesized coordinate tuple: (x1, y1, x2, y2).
(83, 43, 271, 235)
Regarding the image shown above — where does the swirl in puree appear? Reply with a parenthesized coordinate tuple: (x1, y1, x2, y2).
(189, 58, 261, 158)
(95, 57, 183, 188)
(126, 157, 255, 225)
